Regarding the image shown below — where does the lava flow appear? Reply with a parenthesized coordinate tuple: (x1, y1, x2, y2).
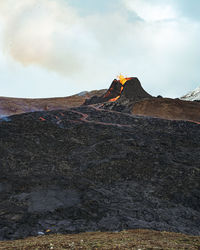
(109, 74, 132, 102)
(39, 117, 46, 121)
(118, 74, 132, 85)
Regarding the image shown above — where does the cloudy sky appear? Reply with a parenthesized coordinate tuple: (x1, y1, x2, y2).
(0, 0, 200, 98)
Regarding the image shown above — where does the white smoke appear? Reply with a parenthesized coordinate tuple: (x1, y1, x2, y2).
(0, 0, 99, 75)
(0, 0, 200, 98)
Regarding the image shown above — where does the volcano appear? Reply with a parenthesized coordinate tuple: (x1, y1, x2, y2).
(84, 76, 152, 105)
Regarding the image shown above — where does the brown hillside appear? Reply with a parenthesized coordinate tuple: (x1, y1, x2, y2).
(132, 98, 200, 123)
(0, 89, 106, 117)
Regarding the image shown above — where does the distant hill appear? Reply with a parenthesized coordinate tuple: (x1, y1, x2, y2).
(0, 89, 106, 117)
(131, 98, 200, 123)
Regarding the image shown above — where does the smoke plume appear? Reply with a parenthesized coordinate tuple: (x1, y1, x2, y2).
(0, 0, 99, 75)
(0, 0, 200, 98)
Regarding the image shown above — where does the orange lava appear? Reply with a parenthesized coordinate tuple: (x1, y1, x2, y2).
(39, 117, 46, 121)
(109, 74, 132, 102)
(188, 120, 200, 125)
(118, 74, 132, 85)
(109, 96, 120, 102)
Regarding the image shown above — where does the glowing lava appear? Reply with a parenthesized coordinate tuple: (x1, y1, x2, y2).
(118, 74, 132, 85)
(109, 74, 132, 102)
(109, 96, 120, 102)
(39, 117, 46, 121)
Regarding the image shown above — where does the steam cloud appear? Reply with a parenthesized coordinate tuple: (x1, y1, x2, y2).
(0, 0, 200, 97)
(0, 0, 99, 75)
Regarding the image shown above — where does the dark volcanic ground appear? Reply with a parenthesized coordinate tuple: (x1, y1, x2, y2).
(0, 105, 200, 240)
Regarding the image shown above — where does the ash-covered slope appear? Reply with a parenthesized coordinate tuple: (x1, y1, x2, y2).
(0, 106, 199, 240)
(120, 77, 152, 101)
(181, 86, 200, 101)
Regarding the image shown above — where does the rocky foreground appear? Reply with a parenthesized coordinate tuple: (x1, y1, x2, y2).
(0, 105, 199, 240)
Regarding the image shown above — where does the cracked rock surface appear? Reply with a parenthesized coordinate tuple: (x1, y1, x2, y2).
(0, 106, 199, 240)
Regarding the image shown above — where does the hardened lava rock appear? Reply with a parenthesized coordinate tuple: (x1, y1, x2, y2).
(0, 105, 199, 240)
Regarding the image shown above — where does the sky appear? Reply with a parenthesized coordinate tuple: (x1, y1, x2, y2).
(0, 0, 200, 98)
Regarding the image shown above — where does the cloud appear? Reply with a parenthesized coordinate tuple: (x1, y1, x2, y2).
(0, 0, 200, 98)
(0, 0, 99, 75)
(123, 0, 177, 22)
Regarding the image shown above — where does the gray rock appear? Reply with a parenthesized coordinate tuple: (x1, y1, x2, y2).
(27, 188, 80, 213)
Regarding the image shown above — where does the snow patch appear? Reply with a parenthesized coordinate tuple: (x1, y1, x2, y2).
(181, 86, 200, 101)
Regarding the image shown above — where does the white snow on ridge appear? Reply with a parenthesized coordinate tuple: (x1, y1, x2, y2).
(181, 86, 200, 101)
(77, 91, 88, 97)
